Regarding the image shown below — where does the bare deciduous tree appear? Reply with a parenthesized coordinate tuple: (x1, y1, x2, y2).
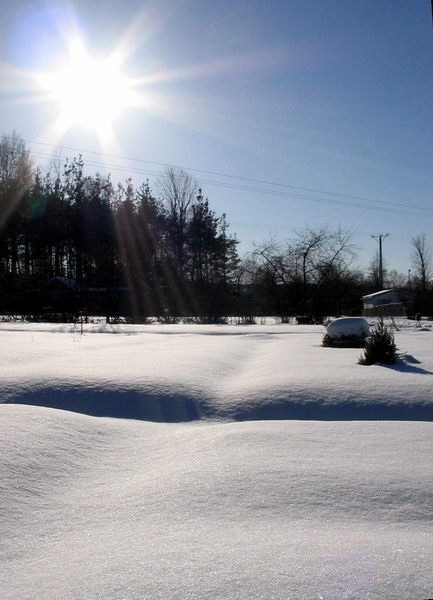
(0, 131, 33, 229)
(386, 269, 407, 289)
(411, 233, 432, 290)
(156, 166, 198, 273)
(254, 226, 356, 316)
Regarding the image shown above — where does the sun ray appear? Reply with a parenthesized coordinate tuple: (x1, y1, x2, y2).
(33, 34, 142, 146)
(0, 3, 285, 158)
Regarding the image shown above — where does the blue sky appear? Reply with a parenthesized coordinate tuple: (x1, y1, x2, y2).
(1, 0, 432, 275)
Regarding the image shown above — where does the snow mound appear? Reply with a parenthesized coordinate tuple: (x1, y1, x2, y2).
(1, 406, 433, 599)
(1, 321, 433, 422)
(326, 316, 370, 339)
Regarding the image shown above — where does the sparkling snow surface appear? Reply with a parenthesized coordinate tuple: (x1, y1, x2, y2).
(1, 319, 433, 599)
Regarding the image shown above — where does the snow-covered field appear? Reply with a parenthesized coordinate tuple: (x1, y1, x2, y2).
(1, 319, 433, 599)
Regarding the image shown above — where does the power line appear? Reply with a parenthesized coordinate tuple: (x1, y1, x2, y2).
(5, 135, 433, 220)
(33, 147, 433, 219)
(26, 137, 433, 213)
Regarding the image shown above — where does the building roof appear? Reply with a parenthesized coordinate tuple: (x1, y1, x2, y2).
(362, 288, 414, 301)
(39, 276, 78, 292)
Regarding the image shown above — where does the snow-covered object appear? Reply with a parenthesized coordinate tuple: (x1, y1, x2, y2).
(326, 316, 370, 340)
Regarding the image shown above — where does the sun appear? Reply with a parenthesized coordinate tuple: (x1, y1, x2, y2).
(36, 38, 140, 141)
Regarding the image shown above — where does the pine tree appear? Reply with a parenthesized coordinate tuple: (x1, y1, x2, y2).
(359, 319, 397, 365)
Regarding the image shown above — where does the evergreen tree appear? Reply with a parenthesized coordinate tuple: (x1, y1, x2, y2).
(359, 319, 398, 365)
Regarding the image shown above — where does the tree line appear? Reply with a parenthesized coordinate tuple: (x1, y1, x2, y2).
(0, 132, 432, 321)
(0, 134, 241, 320)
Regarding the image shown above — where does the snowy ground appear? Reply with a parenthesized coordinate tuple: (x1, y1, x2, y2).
(1, 318, 433, 599)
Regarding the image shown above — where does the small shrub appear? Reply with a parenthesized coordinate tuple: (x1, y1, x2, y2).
(359, 319, 398, 365)
(233, 316, 257, 325)
(158, 314, 180, 324)
(185, 315, 228, 325)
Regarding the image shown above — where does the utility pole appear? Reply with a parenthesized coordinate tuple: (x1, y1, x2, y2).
(371, 233, 389, 290)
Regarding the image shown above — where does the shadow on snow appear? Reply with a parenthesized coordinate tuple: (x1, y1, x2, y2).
(4, 387, 433, 423)
(4, 389, 209, 423)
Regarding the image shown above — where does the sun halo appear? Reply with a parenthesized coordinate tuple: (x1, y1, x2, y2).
(37, 39, 141, 142)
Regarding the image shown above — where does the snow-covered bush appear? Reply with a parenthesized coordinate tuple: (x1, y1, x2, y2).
(359, 319, 397, 365)
(323, 317, 370, 347)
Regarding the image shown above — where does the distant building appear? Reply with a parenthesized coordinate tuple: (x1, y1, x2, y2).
(37, 276, 79, 319)
(362, 289, 414, 317)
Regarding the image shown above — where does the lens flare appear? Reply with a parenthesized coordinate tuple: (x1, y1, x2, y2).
(35, 37, 141, 143)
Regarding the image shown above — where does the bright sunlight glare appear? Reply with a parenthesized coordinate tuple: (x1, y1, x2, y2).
(36, 38, 141, 141)
(15, 5, 269, 154)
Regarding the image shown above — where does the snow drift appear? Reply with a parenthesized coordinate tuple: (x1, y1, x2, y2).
(1, 320, 433, 422)
(2, 319, 433, 599)
(2, 406, 433, 600)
